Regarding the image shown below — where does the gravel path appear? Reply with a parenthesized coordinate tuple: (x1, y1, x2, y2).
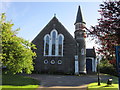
(21, 74, 111, 87)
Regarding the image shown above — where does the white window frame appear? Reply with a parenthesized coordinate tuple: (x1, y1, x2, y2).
(51, 60, 55, 64)
(44, 34, 50, 56)
(81, 48, 85, 55)
(58, 34, 64, 56)
(58, 60, 62, 64)
(44, 59, 48, 64)
(43, 29, 64, 57)
(50, 29, 58, 56)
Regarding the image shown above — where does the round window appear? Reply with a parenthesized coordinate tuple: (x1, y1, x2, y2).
(58, 60, 62, 64)
(44, 60, 48, 64)
(51, 60, 55, 64)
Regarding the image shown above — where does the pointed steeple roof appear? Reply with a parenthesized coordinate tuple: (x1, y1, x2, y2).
(75, 6, 85, 24)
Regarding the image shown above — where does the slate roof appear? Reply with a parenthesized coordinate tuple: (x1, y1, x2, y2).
(86, 49, 96, 58)
(75, 6, 85, 24)
(32, 16, 76, 43)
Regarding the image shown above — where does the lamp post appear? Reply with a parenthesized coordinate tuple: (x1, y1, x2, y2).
(97, 57, 101, 86)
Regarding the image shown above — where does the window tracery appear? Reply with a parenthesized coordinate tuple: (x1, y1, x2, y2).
(44, 29, 64, 56)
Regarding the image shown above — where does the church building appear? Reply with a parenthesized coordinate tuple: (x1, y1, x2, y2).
(32, 6, 97, 74)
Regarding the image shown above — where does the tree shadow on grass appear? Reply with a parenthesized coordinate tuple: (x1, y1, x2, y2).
(2, 72, 40, 86)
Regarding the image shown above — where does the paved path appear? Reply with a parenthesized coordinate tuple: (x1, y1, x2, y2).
(21, 74, 111, 90)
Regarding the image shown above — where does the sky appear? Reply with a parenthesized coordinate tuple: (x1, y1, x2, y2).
(1, 1, 104, 48)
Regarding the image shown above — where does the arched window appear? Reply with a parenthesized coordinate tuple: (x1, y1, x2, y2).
(58, 34, 64, 56)
(44, 35, 50, 56)
(51, 30, 57, 55)
(44, 29, 64, 56)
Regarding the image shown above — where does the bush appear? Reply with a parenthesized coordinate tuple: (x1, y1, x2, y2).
(99, 60, 117, 76)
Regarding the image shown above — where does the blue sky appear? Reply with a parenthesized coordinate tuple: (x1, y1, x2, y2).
(1, 1, 103, 48)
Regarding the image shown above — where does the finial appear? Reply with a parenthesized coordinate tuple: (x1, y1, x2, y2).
(54, 13, 56, 17)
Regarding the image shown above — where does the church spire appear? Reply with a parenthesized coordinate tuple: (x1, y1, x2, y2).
(74, 5, 86, 74)
(75, 5, 85, 24)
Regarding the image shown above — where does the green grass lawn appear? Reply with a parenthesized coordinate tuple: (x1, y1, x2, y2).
(1, 71, 39, 90)
(88, 75, 118, 90)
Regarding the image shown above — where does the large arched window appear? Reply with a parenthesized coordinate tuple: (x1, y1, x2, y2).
(51, 30, 57, 55)
(44, 29, 64, 56)
(44, 35, 50, 56)
(58, 34, 64, 56)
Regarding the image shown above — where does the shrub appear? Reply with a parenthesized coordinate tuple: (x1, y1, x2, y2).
(99, 59, 117, 76)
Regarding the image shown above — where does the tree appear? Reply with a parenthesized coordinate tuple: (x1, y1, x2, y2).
(1, 13, 36, 74)
(88, 1, 120, 62)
